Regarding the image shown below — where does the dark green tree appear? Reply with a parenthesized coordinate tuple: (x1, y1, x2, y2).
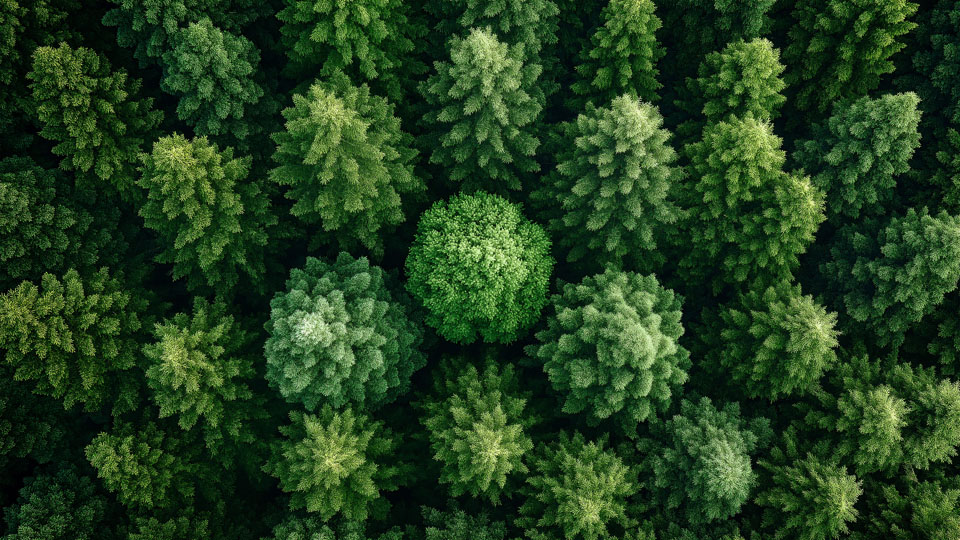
(712, 281, 839, 400)
(794, 93, 921, 221)
(160, 18, 264, 140)
(570, 0, 662, 109)
(266, 516, 402, 540)
(405, 192, 553, 344)
(421, 503, 507, 540)
(822, 208, 960, 345)
(679, 115, 825, 290)
(126, 514, 210, 540)
(2, 465, 114, 540)
(263, 407, 405, 520)
(517, 432, 637, 540)
(528, 269, 689, 434)
(269, 72, 424, 255)
(0, 368, 66, 469)
(137, 133, 273, 295)
(783, 0, 918, 112)
(532, 95, 681, 270)
(28, 43, 162, 198)
(420, 28, 541, 193)
(641, 398, 771, 525)
(420, 359, 533, 503)
(264, 253, 424, 411)
(0, 268, 144, 414)
(853, 480, 960, 540)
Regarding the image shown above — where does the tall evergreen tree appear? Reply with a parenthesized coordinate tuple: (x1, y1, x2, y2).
(794, 93, 921, 222)
(420, 28, 541, 193)
(0, 367, 66, 469)
(2, 465, 115, 540)
(269, 72, 424, 255)
(264, 253, 425, 411)
(528, 269, 689, 434)
(28, 44, 162, 199)
(421, 503, 507, 540)
(783, 0, 918, 112)
(137, 134, 273, 296)
(533, 95, 680, 270)
(852, 480, 960, 540)
(405, 192, 553, 344)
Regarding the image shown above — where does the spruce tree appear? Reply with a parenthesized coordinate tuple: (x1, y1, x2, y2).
(137, 133, 273, 295)
(641, 398, 771, 524)
(421, 504, 507, 540)
(532, 95, 681, 270)
(528, 269, 689, 434)
(517, 432, 637, 540)
(264, 253, 425, 411)
(713, 281, 839, 400)
(0, 368, 66, 469)
(853, 480, 960, 540)
(420, 28, 541, 193)
(263, 407, 405, 520)
(160, 18, 264, 140)
(570, 0, 663, 109)
(269, 72, 424, 255)
(429, 0, 559, 64)
(405, 192, 553, 344)
(28, 44, 161, 198)
(420, 359, 533, 503)
(680, 115, 825, 290)
(266, 516, 403, 540)
(794, 93, 921, 221)
(2, 465, 114, 540)
(0, 268, 144, 414)
(822, 208, 960, 345)
(783, 0, 918, 112)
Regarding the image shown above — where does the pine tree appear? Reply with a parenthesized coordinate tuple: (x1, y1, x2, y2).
(532, 95, 681, 270)
(144, 297, 261, 464)
(263, 407, 405, 520)
(28, 43, 162, 198)
(0, 268, 144, 414)
(405, 192, 553, 344)
(2, 465, 115, 540)
(570, 0, 662, 109)
(137, 133, 273, 296)
(641, 398, 771, 524)
(822, 208, 960, 345)
(528, 269, 689, 434)
(277, 0, 415, 100)
(420, 358, 533, 503)
(160, 18, 264, 140)
(269, 72, 424, 255)
(421, 503, 508, 540)
(680, 115, 825, 290)
(517, 432, 637, 540)
(264, 253, 425, 411)
(794, 93, 921, 222)
(853, 480, 960, 540)
(420, 28, 541, 193)
(713, 281, 839, 400)
(0, 367, 66, 469)
(783, 0, 918, 112)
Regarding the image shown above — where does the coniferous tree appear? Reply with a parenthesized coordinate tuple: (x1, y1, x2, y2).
(680, 115, 825, 290)
(0, 268, 144, 414)
(570, 0, 662, 109)
(0, 368, 66, 469)
(144, 297, 262, 464)
(269, 72, 424, 255)
(263, 407, 405, 521)
(711, 281, 839, 400)
(137, 133, 273, 296)
(783, 0, 918, 112)
(420, 28, 541, 193)
(405, 192, 553, 344)
(517, 432, 637, 540)
(421, 504, 507, 540)
(529, 269, 689, 434)
(28, 44, 162, 198)
(853, 480, 960, 540)
(822, 208, 960, 345)
(160, 18, 264, 140)
(264, 253, 425, 411)
(265, 516, 402, 540)
(2, 465, 115, 540)
(420, 359, 533, 503)
(641, 398, 771, 525)
(533, 95, 680, 270)
(794, 93, 921, 222)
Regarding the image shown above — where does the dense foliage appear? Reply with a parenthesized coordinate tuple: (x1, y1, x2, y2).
(5, 2, 960, 539)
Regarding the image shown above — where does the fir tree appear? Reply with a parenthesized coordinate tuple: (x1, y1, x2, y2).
(528, 269, 689, 434)
(269, 72, 424, 255)
(264, 253, 425, 411)
(420, 28, 541, 193)
(421, 503, 507, 540)
(853, 480, 960, 540)
(2, 465, 115, 540)
(405, 192, 553, 344)
(265, 516, 402, 540)
(0, 368, 66, 469)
